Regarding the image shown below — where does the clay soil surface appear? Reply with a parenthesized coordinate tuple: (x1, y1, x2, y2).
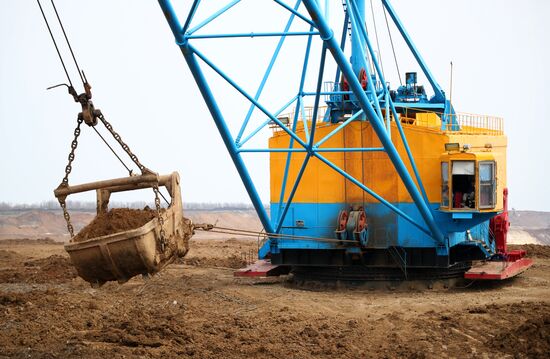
(0, 238, 549, 359)
(74, 208, 156, 242)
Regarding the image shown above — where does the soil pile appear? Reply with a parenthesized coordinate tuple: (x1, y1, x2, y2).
(509, 244, 550, 259)
(74, 208, 156, 242)
(0, 255, 77, 283)
(0, 249, 23, 261)
(489, 314, 550, 358)
(182, 254, 248, 269)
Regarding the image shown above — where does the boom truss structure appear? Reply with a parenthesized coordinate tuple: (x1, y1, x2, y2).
(158, 0, 455, 254)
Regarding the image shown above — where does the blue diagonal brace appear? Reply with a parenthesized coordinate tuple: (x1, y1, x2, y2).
(158, 0, 275, 234)
(302, 0, 445, 244)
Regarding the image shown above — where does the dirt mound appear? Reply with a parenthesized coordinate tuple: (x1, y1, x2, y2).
(490, 315, 550, 358)
(0, 255, 77, 283)
(1, 237, 550, 358)
(509, 244, 550, 259)
(0, 249, 23, 262)
(182, 255, 248, 269)
(74, 208, 156, 242)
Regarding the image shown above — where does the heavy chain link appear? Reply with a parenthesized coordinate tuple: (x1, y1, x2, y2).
(57, 110, 166, 249)
(57, 114, 84, 238)
(152, 184, 167, 251)
(97, 111, 166, 250)
(61, 114, 84, 186)
(97, 111, 149, 173)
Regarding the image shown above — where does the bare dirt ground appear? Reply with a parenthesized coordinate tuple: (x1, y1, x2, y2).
(0, 237, 549, 359)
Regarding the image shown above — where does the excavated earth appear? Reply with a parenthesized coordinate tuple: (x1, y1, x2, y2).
(73, 208, 156, 242)
(0, 237, 549, 359)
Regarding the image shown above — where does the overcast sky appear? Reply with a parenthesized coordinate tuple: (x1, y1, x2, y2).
(1, 0, 549, 211)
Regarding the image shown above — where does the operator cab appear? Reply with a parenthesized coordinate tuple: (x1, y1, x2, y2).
(440, 151, 498, 212)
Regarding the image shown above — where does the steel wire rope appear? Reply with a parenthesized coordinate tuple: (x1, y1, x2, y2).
(198, 226, 360, 245)
(382, 5, 402, 86)
(91, 126, 133, 174)
(38, 0, 171, 209)
(369, 0, 385, 79)
(36, 0, 74, 88)
(49, 0, 85, 85)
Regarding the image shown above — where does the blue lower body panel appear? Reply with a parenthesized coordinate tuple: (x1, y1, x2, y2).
(266, 202, 496, 267)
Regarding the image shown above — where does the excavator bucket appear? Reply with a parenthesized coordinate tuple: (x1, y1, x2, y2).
(55, 172, 193, 286)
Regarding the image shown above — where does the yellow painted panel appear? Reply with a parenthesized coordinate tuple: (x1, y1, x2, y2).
(269, 118, 507, 208)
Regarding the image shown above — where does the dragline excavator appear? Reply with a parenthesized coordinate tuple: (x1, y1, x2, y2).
(39, 0, 532, 286)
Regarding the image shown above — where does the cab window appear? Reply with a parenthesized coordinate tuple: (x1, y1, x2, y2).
(451, 161, 475, 209)
(479, 161, 496, 208)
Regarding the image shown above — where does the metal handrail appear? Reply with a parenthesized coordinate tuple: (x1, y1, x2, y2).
(444, 113, 504, 135)
(271, 106, 329, 131)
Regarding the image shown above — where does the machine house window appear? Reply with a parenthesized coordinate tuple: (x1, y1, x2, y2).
(479, 161, 496, 208)
(451, 161, 475, 209)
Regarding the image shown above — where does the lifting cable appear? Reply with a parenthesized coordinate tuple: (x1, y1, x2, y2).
(195, 225, 361, 245)
(37, 0, 171, 238)
(369, 0, 385, 80)
(36, 0, 73, 89)
(49, 0, 85, 85)
(382, 5, 402, 86)
(37, 0, 168, 201)
(91, 126, 133, 174)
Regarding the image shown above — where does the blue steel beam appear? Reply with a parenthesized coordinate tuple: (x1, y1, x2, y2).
(276, 45, 328, 232)
(333, 8, 349, 86)
(347, 1, 384, 119)
(186, 0, 241, 35)
(158, 0, 275, 234)
(182, 0, 201, 35)
(238, 147, 385, 153)
(237, 95, 298, 148)
(302, 0, 445, 244)
(190, 45, 309, 150)
(277, 97, 304, 224)
(184, 51, 276, 234)
(381, 0, 445, 101)
(273, 0, 315, 27)
(277, 29, 315, 225)
(159, 0, 185, 44)
(349, 0, 387, 85)
(298, 95, 310, 142)
(349, 0, 366, 76)
(236, 0, 301, 144)
(389, 99, 430, 206)
(187, 31, 319, 39)
(314, 110, 364, 147)
(313, 152, 432, 237)
(303, 91, 352, 96)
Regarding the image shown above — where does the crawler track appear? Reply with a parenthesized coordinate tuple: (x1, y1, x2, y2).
(292, 262, 471, 283)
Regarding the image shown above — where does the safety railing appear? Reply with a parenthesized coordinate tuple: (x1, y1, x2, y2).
(270, 106, 329, 132)
(271, 108, 504, 136)
(404, 111, 504, 135)
(445, 113, 504, 135)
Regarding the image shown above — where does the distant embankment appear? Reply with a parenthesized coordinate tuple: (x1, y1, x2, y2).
(508, 210, 550, 245)
(0, 205, 262, 241)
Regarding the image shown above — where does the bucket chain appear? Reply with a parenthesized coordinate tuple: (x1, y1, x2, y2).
(97, 112, 148, 174)
(153, 185, 167, 251)
(57, 113, 84, 238)
(97, 111, 167, 250)
(56, 110, 166, 248)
